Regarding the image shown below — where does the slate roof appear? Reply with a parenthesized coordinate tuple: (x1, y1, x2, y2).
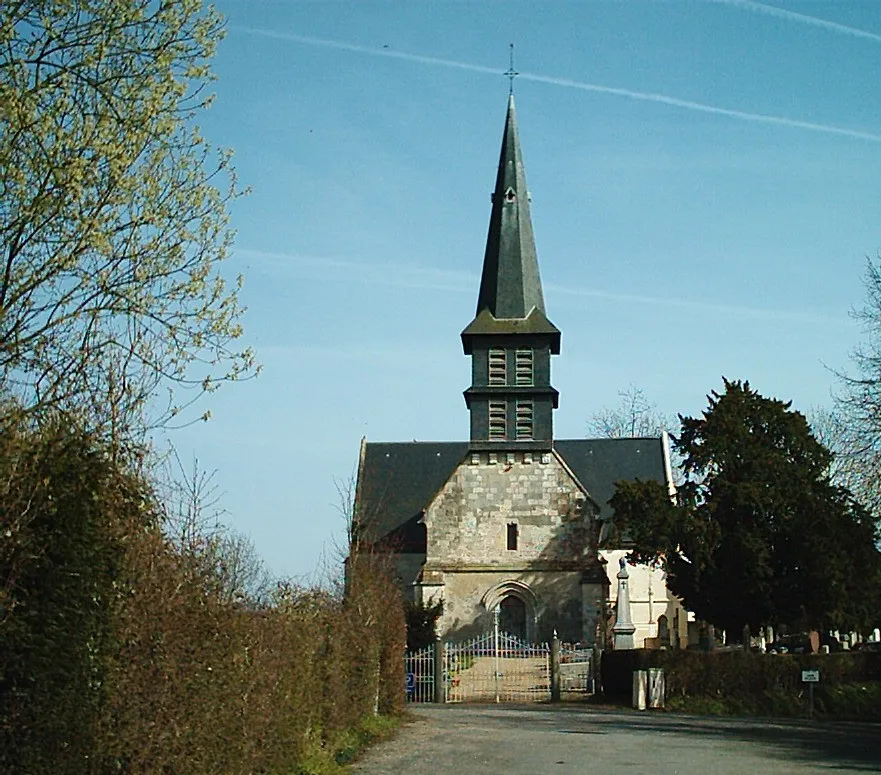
(355, 441, 469, 542)
(355, 437, 670, 542)
(554, 438, 669, 521)
(461, 308, 561, 354)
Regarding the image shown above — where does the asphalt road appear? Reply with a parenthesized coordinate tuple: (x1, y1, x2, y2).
(350, 705, 881, 775)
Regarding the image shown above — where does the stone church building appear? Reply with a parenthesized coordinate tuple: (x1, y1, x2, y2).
(354, 96, 687, 647)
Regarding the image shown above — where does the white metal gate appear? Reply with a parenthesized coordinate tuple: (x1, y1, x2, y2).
(559, 644, 593, 695)
(445, 631, 550, 703)
(406, 634, 593, 703)
(405, 643, 435, 703)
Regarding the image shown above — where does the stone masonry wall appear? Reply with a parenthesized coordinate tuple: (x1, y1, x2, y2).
(421, 450, 603, 642)
(423, 451, 593, 566)
(440, 570, 590, 643)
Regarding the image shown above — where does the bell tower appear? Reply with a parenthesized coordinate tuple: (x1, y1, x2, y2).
(461, 96, 560, 450)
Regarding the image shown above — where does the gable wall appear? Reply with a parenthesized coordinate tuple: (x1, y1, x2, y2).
(421, 450, 604, 642)
(602, 549, 690, 649)
(424, 450, 594, 566)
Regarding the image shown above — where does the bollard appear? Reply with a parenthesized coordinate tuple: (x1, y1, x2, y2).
(433, 637, 445, 704)
(632, 670, 648, 710)
(648, 668, 665, 709)
(550, 634, 561, 702)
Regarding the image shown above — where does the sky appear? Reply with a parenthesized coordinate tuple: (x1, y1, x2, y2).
(164, 0, 881, 582)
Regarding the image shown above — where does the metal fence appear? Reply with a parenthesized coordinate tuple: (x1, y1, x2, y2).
(559, 644, 593, 695)
(405, 631, 551, 704)
(405, 633, 595, 703)
(405, 643, 435, 703)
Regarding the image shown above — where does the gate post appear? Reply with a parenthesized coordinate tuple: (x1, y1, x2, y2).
(433, 637, 445, 704)
(550, 632, 561, 703)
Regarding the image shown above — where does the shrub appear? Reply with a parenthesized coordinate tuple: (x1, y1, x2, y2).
(1, 412, 407, 773)
(0, 418, 152, 774)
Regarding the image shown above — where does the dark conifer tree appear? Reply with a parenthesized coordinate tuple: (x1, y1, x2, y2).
(610, 379, 881, 635)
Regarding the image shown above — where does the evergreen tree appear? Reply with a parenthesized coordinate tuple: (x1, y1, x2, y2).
(610, 379, 881, 635)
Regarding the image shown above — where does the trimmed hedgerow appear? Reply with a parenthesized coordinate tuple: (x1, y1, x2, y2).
(1, 414, 405, 774)
(601, 648, 881, 718)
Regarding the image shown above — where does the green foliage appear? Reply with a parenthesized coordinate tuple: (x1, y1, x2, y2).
(295, 716, 400, 775)
(815, 682, 881, 719)
(0, 0, 255, 437)
(609, 379, 881, 634)
(0, 415, 155, 773)
(405, 598, 444, 651)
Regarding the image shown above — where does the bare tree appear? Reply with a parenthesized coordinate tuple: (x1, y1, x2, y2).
(159, 450, 225, 551)
(832, 254, 881, 522)
(158, 449, 274, 605)
(206, 530, 275, 607)
(587, 385, 675, 439)
(809, 405, 881, 522)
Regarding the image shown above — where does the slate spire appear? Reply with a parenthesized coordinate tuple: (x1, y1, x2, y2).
(462, 94, 560, 352)
(461, 96, 560, 450)
(476, 94, 546, 319)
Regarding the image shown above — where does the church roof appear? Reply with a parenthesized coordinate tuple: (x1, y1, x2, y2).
(553, 438, 670, 521)
(354, 441, 469, 542)
(461, 307, 561, 354)
(466, 95, 560, 332)
(355, 437, 669, 542)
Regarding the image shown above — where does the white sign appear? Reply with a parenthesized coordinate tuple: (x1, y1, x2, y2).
(801, 670, 820, 683)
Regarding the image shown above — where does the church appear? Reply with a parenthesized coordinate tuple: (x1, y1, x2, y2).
(354, 95, 687, 647)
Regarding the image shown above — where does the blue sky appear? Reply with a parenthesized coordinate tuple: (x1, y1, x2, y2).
(166, 0, 881, 581)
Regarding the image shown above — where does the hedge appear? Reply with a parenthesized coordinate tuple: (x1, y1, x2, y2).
(1, 418, 406, 774)
(601, 648, 881, 718)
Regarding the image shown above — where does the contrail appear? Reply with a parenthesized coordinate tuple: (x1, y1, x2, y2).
(517, 71, 881, 142)
(235, 27, 881, 144)
(707, 0, 881, 44)
(237, 248, 849, 327)
(545, 281, 849, 327)
(234, 28, 500, 76)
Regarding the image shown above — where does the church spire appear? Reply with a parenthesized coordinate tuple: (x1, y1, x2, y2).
(462, 95, 560, 351)
(476, 94, 546, 320)
(461, 96, 560, 450)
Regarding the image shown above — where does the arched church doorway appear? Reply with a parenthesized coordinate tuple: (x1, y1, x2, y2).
(499, 595, 527, 640)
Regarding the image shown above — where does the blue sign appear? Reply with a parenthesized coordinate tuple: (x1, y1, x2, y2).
(406, 672, 415, 696)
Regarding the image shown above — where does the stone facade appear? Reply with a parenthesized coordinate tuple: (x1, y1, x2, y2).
(415, 450, 607, 643)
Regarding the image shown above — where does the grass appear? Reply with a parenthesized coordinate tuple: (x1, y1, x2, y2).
(664, 682, 881, 719)
(295, 714, 403, 775)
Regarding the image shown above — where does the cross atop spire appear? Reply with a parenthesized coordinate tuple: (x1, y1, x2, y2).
(504, 43, 518, 95)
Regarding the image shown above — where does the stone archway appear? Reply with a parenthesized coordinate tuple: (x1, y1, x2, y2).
(481, 580, 538, 642)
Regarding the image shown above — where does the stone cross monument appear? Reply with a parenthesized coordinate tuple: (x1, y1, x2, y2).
(612, 557, 636, 650)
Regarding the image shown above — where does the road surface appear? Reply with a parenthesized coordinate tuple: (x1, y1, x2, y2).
(351, 704, 881, 775)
